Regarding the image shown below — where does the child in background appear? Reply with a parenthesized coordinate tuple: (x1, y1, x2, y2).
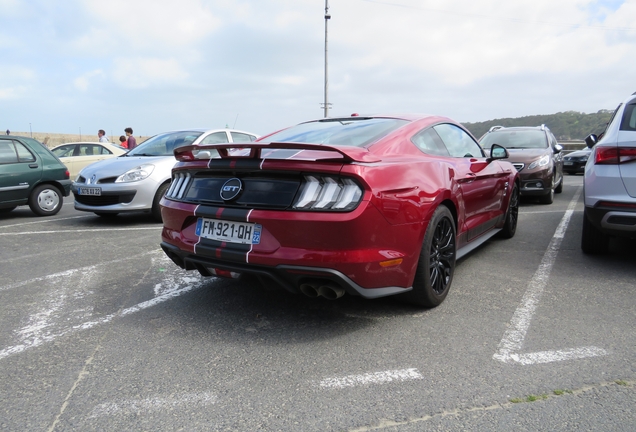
(119, 135, 128, 149)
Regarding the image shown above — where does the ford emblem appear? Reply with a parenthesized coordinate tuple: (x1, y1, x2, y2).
(220, 178, 243, 201)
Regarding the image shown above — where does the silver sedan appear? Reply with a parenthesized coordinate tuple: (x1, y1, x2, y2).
(72, 128, 258, 221)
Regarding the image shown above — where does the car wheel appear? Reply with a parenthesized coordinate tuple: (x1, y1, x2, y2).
(95, 212, 119, 219)
(29, 184, 62, 216)
(498, 183, 519, 239)
(581, 208, 609, 254)
(0, 206, 17, 214)
(152, 182, 170, 222)
(554, 175, 563, 194)
(539, 177, 554, 204)
(403, 205, 456, 308)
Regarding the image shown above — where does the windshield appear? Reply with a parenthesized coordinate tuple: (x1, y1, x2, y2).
(127, 131, 204, 156)
(480, 130, 548, 150)
(261, 118, 409, 147)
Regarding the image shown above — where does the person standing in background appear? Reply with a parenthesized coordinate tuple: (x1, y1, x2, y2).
(125, 127, 137, 150)
(98, 129, 109, 142)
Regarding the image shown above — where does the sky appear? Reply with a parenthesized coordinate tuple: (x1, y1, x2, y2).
(1, 0, 635, 138)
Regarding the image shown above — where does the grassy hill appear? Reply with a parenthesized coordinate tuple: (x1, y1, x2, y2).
(463, 110, 614, 141)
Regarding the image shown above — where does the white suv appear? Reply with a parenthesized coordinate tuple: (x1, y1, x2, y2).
(582, 91, 636, 253)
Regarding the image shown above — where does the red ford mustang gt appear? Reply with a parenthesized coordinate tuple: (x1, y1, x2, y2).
(160, 114, 519, 307)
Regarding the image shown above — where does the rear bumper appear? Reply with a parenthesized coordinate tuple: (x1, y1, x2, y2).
(160, 241, 411, 299)
(159, 197, 424, 295)
(585, 205, 636, 238)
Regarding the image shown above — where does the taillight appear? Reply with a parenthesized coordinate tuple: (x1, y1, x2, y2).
(595, 147, 636, 164)
(293, 176, 363, 211)
(165, 172, 192, 199)
(65, 170, 70, 179)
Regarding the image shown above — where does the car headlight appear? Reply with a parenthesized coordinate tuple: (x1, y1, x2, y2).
(528, 155, 550, 170)
(115, 164, 155, 183)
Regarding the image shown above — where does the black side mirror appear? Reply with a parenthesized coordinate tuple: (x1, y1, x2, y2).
(487, 143, 508, 162)
(585, 134, 598, 149)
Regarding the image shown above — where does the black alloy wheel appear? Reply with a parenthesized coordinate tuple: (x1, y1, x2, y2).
(498, 183, 519, 239)
(403, 205, 456, 308)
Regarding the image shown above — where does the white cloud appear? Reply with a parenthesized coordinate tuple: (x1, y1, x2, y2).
(1, 0, 635, 133)
(112, 57, 189, 89)
(73, 69, 105, 92)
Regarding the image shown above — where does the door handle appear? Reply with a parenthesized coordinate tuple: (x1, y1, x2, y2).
(29, 163, 39, 169)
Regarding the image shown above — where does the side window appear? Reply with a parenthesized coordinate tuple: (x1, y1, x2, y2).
(15, 142, 36, 162)
(620, 103, 636, 131)
(200, 132, 229, 145)
(98, 145, 112, 155)
(78, 144, 94, 156)
(0, 141, 19, 164)
(411, 128, 450, 157)
(433, 124, 484, 158)
(52, 145, 76, 157)
(230, 132, 257, 142)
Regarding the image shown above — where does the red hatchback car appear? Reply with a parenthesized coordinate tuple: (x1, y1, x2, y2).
(160, 115, 519, 307)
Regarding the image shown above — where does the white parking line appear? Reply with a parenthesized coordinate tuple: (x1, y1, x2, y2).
(0, 215, 92, 229)
(0, 250, 160, 292)
(0, 227, 161, 236)
(519, 209, 583, 214)
(89, 392, 217, 418)
(318, 368, 423, 389)
(0, 252, 209, 361)
(493, 187, 608, 364)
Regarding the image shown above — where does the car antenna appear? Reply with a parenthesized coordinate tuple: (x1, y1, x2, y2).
(233, 114, 239, 129)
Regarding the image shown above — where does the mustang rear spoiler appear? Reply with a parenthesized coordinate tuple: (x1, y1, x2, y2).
(174, 142, 381, 163)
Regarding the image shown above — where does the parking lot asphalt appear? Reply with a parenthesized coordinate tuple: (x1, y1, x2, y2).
(0, 174, 634, 431)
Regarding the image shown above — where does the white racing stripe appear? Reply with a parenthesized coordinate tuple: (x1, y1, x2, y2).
(493, 187, 608, 364)
(89, 392, 217, 418)
(318, 368, 423, 389)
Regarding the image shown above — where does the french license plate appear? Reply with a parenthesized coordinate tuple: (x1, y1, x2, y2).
(564, 161, 573, 165)
(78, 187, 101, 196)
(196, 218, 262, 245)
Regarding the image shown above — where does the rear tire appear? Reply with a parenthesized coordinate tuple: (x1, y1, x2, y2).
(29, 184, 63, 216)
(498, 184, 519, 239)
(402, 205, 456, 308)
(152, 183, 170, 222)
(581, 209, 609, 254)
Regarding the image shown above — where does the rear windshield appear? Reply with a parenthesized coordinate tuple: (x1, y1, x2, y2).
(260, 118, 409, 147)
(480, 130, 548, 149)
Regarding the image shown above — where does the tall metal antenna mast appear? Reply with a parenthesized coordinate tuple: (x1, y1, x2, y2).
(323, 0, 331, 118)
